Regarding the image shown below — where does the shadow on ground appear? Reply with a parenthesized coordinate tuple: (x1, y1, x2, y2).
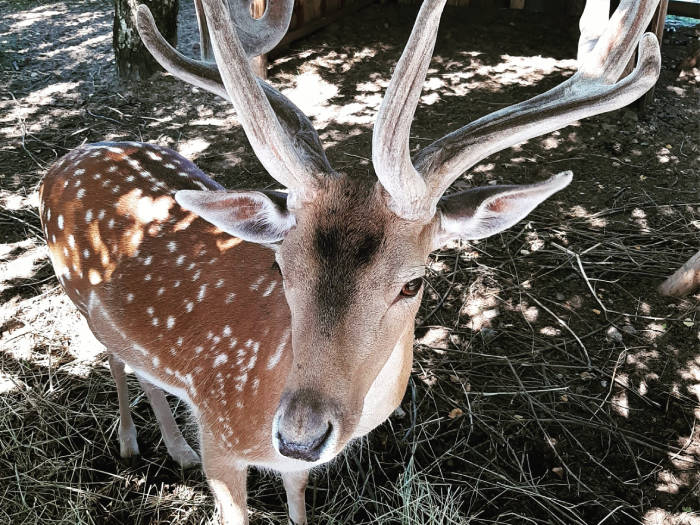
(0, 0, 698, 523)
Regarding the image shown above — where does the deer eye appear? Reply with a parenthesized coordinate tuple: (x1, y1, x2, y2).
(399, 277, 423, 298)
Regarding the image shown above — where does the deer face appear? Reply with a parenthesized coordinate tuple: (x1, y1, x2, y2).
(176, 168, 572, 463)
(271, 178, 434, 462)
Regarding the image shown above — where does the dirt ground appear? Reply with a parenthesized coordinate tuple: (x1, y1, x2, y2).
(1, 1, 699, 524)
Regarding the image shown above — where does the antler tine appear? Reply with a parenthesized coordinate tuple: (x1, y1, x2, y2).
(577, 0, 610, 65)
(136, 0, 323, 192)
(410, 0, 661, 213)
(195, 0, 293, 61)
(194, 0, 215, 61)
(228, 0, 294, 57)
(136, 5, 333, 177)
(372, 0, 447, 221)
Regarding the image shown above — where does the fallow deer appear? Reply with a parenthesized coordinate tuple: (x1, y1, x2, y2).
(40, 0, 661, 523)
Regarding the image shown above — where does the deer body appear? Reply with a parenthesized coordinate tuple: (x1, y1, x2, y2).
(41, 141, 414, 473)
(40, 0, 663, 522)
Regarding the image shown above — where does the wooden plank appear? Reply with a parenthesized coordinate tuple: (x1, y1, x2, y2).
(669, 0, 700, 18)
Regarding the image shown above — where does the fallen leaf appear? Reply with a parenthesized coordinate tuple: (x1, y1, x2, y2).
(448, 408, 463, 419)
(551, 467, 564, 478)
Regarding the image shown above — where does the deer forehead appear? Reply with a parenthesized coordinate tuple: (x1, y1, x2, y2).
(280, 180, 430, 329)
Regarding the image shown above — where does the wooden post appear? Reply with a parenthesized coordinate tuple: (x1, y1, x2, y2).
(639, 0, 669, 109)
(510, 0, 525, 8)
(250, 0, 268, 79)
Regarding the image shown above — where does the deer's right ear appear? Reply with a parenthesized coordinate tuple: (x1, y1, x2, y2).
(175, 190, 295, 244)
(431, 171, 572, 251)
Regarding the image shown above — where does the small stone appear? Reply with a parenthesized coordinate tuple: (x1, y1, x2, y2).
(606, 326, 623, 343)
(393, 406, 406, 419)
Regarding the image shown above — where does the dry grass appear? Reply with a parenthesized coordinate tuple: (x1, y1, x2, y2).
(1, 1, 699, 524)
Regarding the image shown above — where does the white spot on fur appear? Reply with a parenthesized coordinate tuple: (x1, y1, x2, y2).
(262, 281, 277, 297)
(249, 275, 265, 291)
(267, 329, 290, 369)
(213, 354, 228, 367)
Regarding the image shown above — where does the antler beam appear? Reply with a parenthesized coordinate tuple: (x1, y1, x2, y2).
(373, 0, 662, 221)
(137, 0, 328, 194)
(136, 4, 333, 178)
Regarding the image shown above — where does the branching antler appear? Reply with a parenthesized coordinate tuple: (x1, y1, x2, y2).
(136, 0, 332, 195)
(193, 0, 293, 61)
(373, 0, 662, 220)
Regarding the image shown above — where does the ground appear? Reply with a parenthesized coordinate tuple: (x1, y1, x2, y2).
(0, 1, 699, 524)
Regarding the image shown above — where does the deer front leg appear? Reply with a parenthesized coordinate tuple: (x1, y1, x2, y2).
(136, 375, 200, 469)
(108, 354, 140, 459)
(202, 432, 249, 525)
(282, 470, 309, 525)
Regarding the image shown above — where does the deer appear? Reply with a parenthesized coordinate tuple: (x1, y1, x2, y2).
(39, 0, 661, 523)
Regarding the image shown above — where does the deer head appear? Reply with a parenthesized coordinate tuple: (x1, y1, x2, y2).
(135, 0, 661, 462)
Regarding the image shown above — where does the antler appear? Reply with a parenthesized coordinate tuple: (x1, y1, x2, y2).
(136, 0, 332, 194)
(373, 0, 662, 220)
(193, 0, 293, 60)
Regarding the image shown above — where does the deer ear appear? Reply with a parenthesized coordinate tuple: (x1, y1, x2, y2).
(175, 190, 295, 244)
(432, 171, 572, 250)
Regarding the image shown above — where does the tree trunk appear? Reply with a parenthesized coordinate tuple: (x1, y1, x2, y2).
(114, 0, 179, 81)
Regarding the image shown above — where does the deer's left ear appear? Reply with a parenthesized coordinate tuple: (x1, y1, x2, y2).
(175, 190, 295, 244)
(431, 171, 572, 250)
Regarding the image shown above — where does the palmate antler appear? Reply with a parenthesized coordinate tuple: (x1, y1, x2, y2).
(373, 0, 662, 220)
(138, 0, 661, 223)
(136, 0, 334, 199)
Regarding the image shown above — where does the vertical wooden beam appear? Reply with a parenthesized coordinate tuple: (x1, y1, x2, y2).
(250, 0, 268, 79)
(639, 0, 669, 110)
(510, 0, 525, 8)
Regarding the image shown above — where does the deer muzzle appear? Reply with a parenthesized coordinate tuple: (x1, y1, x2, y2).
(273, 388, 339, 462)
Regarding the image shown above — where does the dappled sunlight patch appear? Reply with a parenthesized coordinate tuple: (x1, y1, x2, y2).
(0, 189, 39, 211)
(460, 284, 500, 332)
(0, 240, 48, 286)
(432, 54, 576, 97)
(656, 145, 679, 165)
(0, 370, 25, 394)
(178, 137, 211, 158)
(539, 326, 561, 336)
(626, 349, 660, 373)
(5, 5, 68, 30)
(280, 69, 339, 124)
(644, 508, 700, 525)
(567, 204, 608, 228)
(611, 373, 630, 418)
(643, 322, 668, 340)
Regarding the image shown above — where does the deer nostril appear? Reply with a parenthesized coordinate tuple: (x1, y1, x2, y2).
(277, 422, 333, 462)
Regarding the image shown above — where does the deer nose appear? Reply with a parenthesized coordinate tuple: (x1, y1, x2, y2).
(274, 390, 336, 462)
